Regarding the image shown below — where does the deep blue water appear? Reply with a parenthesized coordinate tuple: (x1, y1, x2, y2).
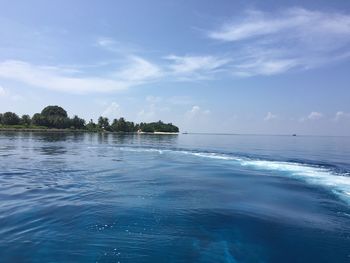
(0, 132, 350, 263)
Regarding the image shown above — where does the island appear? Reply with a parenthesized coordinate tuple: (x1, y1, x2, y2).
(0, 105, 179, 134)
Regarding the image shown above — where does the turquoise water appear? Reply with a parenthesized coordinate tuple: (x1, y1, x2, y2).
(0, 132, 349, 262)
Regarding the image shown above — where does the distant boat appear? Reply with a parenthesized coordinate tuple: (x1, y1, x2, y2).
(182, 131, 188, 134)
(292, 134, 297, 136)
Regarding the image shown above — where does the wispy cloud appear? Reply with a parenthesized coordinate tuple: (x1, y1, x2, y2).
(0, 57, 162, 94)
(165, 55, 229, 80)
(234, 58, 298, 76)
(117, 56, 162, 82)
(209, 8, 350, 44)
(96, 37, 142, 54)
(97, 37, 117, 48)
(2, 8, 349, 94)
(208, 8, 350, 76)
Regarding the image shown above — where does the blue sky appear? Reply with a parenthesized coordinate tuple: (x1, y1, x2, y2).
(0, 0, 350, 135)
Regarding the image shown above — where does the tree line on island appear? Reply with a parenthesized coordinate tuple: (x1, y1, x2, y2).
(0, 105, 179, 133)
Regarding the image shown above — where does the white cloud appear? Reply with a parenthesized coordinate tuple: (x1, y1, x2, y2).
(183, 105, 211, 132)
(185, 105, 210, 119)
(0, 85, 6, 97)
(264, 112, 278, 121)
(137, 104, 160, 122)
(97, 37, 116, 48)
(0, 85, 24, 101)
(101, 102, 122, 119)
(146, 95, 162, 104)
(165, 55, 229, 79)
(96, 37, 141, 54)
(3, 7, 349, 94)
(145, 95, 194, 106)
(141, 96, 171, 121)
(308, 111, 323, 120)
(136, 96, 172, 122)
(235, 58, 298, 76)
(0, 57, 162, 94)
(167, 96, 193, 105)
(334, 111, 350, 121)
(208, 8, 350, 76)
(117, 56, 162, 81)
(209, 8, 350, 43)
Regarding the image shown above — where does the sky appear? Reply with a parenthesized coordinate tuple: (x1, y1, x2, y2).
(0, 0, 350, 135)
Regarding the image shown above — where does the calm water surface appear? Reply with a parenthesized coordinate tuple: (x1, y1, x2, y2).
(0, 132, 349, 262)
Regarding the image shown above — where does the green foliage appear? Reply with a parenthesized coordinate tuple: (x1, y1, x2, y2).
(139, 122, 154, 132)
(37, 105, 71, 128)
(2, 112, 20, 125)
(41, 105, 68, 118)
(0, 124, 47, 129)
(47, 116, 71, 129)
(32, 113, 47, 126)
(0, 105, 179, 132)
(111, 118, 136, 132)
(71, 115, 85, 129)
(29, 106, 83, 129)
(21, 115, 31, 126)
(86, 119, 101, 132)
(98, 116, 110, 130)
(139, 120, 179, 133)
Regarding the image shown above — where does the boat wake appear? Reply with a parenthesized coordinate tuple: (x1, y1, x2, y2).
(118, 146, 350, 204)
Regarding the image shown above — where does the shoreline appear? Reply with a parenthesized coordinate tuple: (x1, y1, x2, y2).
(140, 131, 179, 135)
(0, 128, 179, 134)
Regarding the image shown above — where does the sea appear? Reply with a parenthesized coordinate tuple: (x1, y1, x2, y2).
(0, 132, 349, 262)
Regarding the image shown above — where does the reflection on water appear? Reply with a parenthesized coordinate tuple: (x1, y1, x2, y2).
(0, 132, 349, 263)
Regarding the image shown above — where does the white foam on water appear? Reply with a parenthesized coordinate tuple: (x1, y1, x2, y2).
(119, 147, 164, 154)
(177, 150, 244, 161)
(118, 146, 350, 204)
(240, 159, 350, 203)
(180, 150, 350, 203)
